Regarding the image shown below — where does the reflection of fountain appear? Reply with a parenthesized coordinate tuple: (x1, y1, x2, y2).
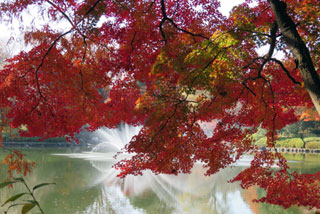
(62, 124, 255, 214)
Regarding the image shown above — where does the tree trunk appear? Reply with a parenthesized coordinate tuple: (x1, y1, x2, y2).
(269, 0, 320, 115)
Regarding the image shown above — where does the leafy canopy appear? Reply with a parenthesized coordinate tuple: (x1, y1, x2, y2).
(0, 0, 320, 209)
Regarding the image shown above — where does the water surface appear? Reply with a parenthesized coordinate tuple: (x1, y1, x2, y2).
(1, 148, 319, 214)
(1, 125, 320, 214)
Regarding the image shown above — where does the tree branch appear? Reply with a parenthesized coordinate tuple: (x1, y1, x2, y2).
(159, 0, 209, 44)
(269, 58, 301, 85)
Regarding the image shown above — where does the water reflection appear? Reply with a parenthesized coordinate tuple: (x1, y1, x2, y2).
(0, 148, 103, 214)
(1, 125, 318, 213)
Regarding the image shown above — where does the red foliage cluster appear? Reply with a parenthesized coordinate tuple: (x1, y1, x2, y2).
(1, 150, 35, 177)
(0, 0, 319, 209)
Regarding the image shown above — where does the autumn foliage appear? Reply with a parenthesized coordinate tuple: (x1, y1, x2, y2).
(1, 149, 35, 178)
(0, 0, 320, 209)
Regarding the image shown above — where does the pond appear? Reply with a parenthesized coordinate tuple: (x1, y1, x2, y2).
(1, 127, 320, 214)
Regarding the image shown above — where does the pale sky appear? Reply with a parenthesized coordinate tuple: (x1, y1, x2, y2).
(220, 0, 245, 16)
(0, 0, 245, 55)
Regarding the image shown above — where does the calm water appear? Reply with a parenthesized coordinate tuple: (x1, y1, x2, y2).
(1, 125, 320, 214)
(1, 148, 319, 214)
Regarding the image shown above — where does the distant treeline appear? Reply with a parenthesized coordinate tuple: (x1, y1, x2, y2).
(2, 136, 65, 143)
(279, 120, 320, 137)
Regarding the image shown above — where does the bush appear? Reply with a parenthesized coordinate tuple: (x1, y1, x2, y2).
(254, 137, 267, 147)
(305, 141, 320, 149)
(253, 135, 320, 149)
(254, 137, 305, 148)
(275, 138, 304, 148)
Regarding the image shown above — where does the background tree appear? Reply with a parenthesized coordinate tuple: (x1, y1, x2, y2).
(0, 41, 13, 143)
(0, 0, 320, 209)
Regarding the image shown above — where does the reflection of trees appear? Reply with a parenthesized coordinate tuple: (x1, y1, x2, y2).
(206, 167, 250, 214)
(0, 149, 102, 214)
(81, 188, 117, 214)
(283, 154, 320, 174)
(243, 186, 260, 214)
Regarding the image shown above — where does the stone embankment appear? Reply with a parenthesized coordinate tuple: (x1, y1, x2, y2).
(266, 147, 320, 154)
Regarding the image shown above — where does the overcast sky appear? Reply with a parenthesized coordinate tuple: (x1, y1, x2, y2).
(0, 0, 245, 55)
(220, 0, 245, 16)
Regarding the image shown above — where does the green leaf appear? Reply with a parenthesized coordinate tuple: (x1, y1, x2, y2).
(2, 193, 28, 206)
(21, 203, 35, 214)
(24, 200, 37, 204)
(5, 203, 24, 213)
(32, 182, 56, 192)
(0, 181, 17, 189)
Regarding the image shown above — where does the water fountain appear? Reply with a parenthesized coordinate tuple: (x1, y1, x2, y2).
(57, 124, 256, 214)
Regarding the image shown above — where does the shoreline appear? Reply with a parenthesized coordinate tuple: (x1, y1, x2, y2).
(2, 141, 93, 148)
(265, 147, 320, 154)
(2, 142, 320, 154)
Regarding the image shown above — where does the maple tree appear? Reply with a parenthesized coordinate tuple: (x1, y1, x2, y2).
(0, 0, 320, 209)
